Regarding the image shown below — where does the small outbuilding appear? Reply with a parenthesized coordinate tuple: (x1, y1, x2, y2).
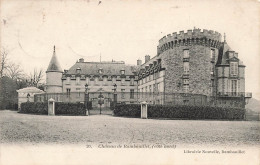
(16, 87, 45, 110)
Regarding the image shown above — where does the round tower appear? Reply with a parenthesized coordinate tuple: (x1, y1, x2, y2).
(157, 28, 222, 96)
(46, 46, 63, 93)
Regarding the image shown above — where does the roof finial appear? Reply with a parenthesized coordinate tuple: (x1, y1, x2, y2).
(224, 33, 226, 43)
(54, 45, 55, 53)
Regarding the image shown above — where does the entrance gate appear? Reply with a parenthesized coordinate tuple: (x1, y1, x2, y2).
(88, 89, 115, 115)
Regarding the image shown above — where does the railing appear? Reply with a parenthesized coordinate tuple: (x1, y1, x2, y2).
(34, 92, 250, 108)
(217, 92, 252, 97)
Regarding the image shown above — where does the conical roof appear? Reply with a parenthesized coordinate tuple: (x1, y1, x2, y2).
(46, 46, 63, 73)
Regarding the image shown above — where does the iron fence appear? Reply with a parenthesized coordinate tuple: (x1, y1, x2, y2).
(34, 92, 248, 108)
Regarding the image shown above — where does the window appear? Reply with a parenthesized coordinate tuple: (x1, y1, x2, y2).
(76, 68, 81, 74)
(121, 89, 125, 99)
(66, 77, 70, 84)
(130, 78, 134, 85)
(80, 75, 85, 80)
(76, 77, 80, 85)
(130, 89, 134, 99)
(94, 77, 98, 84)
(230, 62, 238, 76)
(183, 79, 189, 85)
(184, 49, 189, 58)
(112, 77, 116, 83)
(76, 88, 80, 97)
(210, 49, 215, 59)
(121, 78, 125, 85)
(183, 85, 189, 93)
(66, 88, 71, 97)
(98, 68, 103, 74)
(120, 70, 125, 75)
(71, 75, 76, 80)
(231, 80, 237, 96)
(184, 62, 189, 74)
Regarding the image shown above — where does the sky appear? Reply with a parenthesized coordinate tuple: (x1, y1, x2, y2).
(1, 0, 260, 99)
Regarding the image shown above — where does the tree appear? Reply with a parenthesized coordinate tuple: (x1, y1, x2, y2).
(29, 68, 44, 87)
(6, 62, 24, 80)
(0, 47, 8, 78)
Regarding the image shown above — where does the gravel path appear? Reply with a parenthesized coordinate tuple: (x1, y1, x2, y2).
(0, 110, 259, 147)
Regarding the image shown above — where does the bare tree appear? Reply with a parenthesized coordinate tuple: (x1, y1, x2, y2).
(0, 47, 8, 78)
(6, 62, 24, 80)
(29, 68, 44, 87)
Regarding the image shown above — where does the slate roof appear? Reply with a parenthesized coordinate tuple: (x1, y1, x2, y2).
(65, 61, 138, 75)
(216, 42, 231, 65)
(46, 48, 63, 73)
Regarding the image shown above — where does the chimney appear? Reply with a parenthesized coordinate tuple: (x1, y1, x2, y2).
(145, 55, 150, 63)
(79, 58, 84, 62)
(137, 59, 142, 66)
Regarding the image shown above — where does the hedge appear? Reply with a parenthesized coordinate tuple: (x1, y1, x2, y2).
(55, 102, 86, 116)
(114, 104, 141, 117)
(20, 102, 86, 116)
(20, 102, 48, 115)
(114, 104, 245, 120)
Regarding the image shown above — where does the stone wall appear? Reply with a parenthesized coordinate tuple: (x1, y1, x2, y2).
(162, 45, 214, 96)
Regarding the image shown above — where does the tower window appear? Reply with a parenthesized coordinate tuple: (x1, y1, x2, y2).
(183, 62, 189, 74)
(210, 49, 215, 59)
(183, 85, 189, 93)
(184, 49, 189, 58)
(183, 79, 189, 85)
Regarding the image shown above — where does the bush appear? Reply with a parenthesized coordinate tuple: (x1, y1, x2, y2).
(20, 102, 48, 114)
(114, 104, 245, 120)
(55, 102, 86, 116)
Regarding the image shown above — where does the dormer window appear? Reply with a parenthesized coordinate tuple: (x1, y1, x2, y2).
(76, 67, 81, 74)
(98, 68, 103, 74)
(120, 70, 125, 75)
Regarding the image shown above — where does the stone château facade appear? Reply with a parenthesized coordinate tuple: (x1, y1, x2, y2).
(44, 28, 251, 108)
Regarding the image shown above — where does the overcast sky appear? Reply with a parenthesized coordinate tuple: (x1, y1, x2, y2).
(1, 0, 260, 99)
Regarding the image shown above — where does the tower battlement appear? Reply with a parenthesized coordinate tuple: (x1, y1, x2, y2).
(158, 28, 222, 46)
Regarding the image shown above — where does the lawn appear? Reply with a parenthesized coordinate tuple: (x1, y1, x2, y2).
(0, 110, 259, 147)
